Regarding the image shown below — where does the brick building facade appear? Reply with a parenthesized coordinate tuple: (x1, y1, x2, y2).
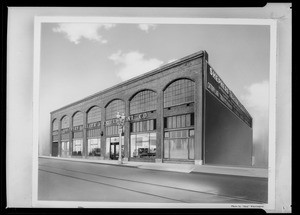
(50, 50, 253, 166)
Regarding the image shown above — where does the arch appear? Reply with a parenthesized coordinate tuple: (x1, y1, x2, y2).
(163, 78, 195, 108)
(87, 106, 101, 123)
(71, 110, 82, 118)
(52, 118, 59, 131)
(129, 89, 158, 115)
(60, 115, 70, 129)
(129, 89, 157, 101)
(163, 77, 195, 91)
(86, 105, 101, 113)
(104, 98, 125, 108)
(105, 99, 125, 119)
(72, 111, 83, 126)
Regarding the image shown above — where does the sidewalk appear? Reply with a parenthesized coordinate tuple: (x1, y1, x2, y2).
(39, 156, 268, 178)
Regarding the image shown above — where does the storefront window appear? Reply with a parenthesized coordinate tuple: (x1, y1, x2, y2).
(72, 139, 83, 156)
(130, 132, 156, 159)
(106, 138, 110, 157)
(61, 141, 69, 157)
(164, 129, 194, 160)
(88, 138, 101, 156)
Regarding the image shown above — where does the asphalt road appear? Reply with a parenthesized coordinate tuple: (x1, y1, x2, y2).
(38, 158, 267, 203)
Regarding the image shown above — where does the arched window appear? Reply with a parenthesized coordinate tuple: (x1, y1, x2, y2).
(72, 112, 83, 156)
(87, 106, 101, 157)
(87, 106, 101, 123)
(164, 79, 195, 108)
(105, 99, 125, 119)
(52, 119, 59, 144)
(61, 115, 69, 129)
(52, 119, 58, 131)
(60, 115, 70, 157)
(130, 90, 157, 114)
(73, 111, 83, 126)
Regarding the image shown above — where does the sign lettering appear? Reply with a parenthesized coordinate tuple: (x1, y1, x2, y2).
(104, 112, 149, 126)
(206, 63, 252, 127)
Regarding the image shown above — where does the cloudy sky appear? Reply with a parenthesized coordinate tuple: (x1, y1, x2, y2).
(39, 22, 270, 167)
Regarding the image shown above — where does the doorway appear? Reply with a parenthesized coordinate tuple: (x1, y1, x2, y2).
(52, 142, 58, 157)
(110, 142, 120, 160)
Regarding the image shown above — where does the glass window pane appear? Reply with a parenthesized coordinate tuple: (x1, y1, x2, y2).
(73, 112, 83, 127)
(106, 99, 125, 120)
(150, 120, 154, 130)
(189, 138, 195, 159)
(106, 138, 110, 157)
(172, 116, 177, 128)
(167, 117, 172, 128)
(130, 90, 157, 114)
(170, 139, 188, 159)
(61, 116, 70, 129)
(164, 140, 169, 158)
(149, 133, 156, 157)
(133, 123, 136, 132)
(182, 130, 189, 138)
(87, 106, 101, 123)
(189, 129, 195, 137)
(136, 133, 149, 158)
(170, 131, 176, 138)
(164, 79, 195, 107)
(164, 132, 169, 138)
(181, 115, 186, 127)
(139, 122, 143, 132)
(177, 116, 181, 128)
(186, 114, 191, 127)
(88, 138, 101, 156)
(130, 135, 137, 157)
(72, 139, 83, 156)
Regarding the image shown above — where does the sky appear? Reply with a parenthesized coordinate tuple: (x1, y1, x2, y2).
(39, 22, 270, 167)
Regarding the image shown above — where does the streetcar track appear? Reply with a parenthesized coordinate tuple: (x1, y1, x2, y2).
(39, 169, 187, 203)
(39, 164, 264, 203)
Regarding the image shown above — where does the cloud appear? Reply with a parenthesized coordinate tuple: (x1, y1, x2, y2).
(109, 50, 163, 81)
(241, 80, 269, 142)
(138, 24, 157, 33)
(53, 23, 116, 44)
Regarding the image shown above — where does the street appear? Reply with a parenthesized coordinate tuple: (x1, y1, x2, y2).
(38, 158, 267, 203)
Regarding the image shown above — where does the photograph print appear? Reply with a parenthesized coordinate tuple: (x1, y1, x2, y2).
(36, 18, 272, 207)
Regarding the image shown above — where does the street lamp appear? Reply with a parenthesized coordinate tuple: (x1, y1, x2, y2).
(116, 112, 126, 164)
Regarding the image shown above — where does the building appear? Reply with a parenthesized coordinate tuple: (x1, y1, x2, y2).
(50, 50, 253, 167)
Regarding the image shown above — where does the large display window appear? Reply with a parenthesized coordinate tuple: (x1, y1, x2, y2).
(88, 138, 101, 156)
(72, 139, 83, 156)
(130, 132, 156, 159)
(61, 141, 70, 157)
(164, 129, 194, 160)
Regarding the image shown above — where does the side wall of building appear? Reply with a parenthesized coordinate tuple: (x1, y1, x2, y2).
(204, 91, 253, 166)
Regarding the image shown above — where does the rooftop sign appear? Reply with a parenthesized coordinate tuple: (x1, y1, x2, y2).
(206, 62, 252, 127)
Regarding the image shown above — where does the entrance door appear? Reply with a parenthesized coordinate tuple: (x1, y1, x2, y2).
(52, 142, 58, 157)
(110, 142, 120, 160)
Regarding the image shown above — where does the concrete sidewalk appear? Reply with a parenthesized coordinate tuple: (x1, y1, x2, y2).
(39, 156, 268, 178)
